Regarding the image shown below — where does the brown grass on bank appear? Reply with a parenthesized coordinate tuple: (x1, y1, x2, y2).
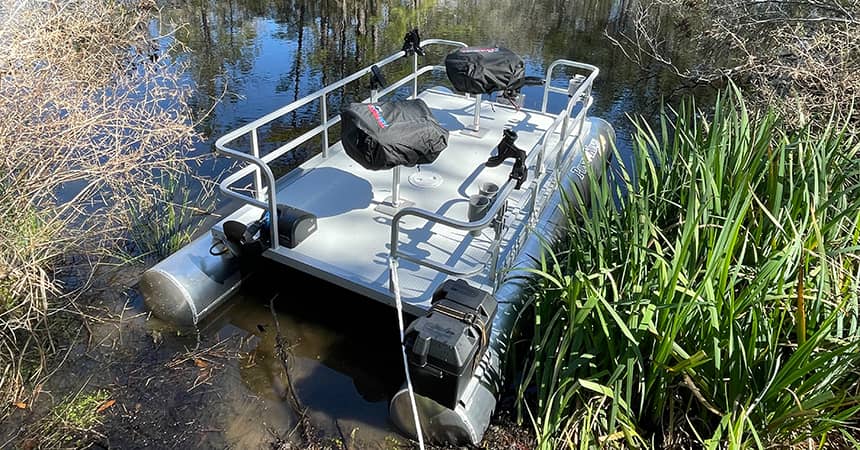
(0, 0, 199, 412)
(608, 0, 860, 130)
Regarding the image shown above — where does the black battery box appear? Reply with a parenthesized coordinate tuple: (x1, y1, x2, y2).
(404, 279, 498, 409)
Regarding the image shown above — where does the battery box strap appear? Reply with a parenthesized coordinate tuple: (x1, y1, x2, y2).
(431, 302, 490, 356)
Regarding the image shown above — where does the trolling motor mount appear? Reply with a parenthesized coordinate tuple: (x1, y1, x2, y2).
(486, 129, 527, 189)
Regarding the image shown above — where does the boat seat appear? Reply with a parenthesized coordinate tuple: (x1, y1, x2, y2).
(340, 99, 449, 171)
(444, 47, 525, 95)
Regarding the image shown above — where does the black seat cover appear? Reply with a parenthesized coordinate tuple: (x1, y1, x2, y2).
(444, 47, 526, 95)
(340, 99, 449, 171)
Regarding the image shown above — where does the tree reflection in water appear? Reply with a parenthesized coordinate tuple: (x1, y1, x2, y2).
(160, 0, 687, 162)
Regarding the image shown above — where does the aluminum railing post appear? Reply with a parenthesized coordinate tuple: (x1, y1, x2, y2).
(251, 129, 263, 201)
(412, 53, 419, 100)
(392, 167, 401, 207)
(321, 92, 329, 158)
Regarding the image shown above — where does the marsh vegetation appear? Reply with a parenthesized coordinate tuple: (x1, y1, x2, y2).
(522, 90, 860, 447)
(1, 0, 858, 448)
(0, 0, 201, 422)
(515, 1, 860, 447)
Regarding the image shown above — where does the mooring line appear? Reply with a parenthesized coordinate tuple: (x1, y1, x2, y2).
(388, 258, 426, 450)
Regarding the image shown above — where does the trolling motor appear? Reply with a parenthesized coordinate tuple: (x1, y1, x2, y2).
(220, 205, 317, 257)
(220, 219, 266, 256)
(402, 29, 424, 57)
(486, 129, 527, 189)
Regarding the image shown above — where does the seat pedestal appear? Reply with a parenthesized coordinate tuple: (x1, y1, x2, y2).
(375, 166, 414, 215)
(460, 94, 490, 138)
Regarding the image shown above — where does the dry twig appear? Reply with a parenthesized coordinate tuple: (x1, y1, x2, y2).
(0, 0, 200, 412)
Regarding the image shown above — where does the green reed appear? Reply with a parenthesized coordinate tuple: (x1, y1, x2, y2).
(518, 87, 860, 448)
(124, 170, 212, 261)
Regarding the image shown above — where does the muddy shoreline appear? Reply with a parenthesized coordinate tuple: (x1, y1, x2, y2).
(1, 265, 533, 449)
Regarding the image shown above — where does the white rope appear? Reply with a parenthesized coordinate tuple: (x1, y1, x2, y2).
(389, 258, 426, 450)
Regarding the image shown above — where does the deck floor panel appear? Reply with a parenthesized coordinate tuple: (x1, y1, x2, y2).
(217, 89, 560, 314)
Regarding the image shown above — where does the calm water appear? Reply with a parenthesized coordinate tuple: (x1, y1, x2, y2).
(154, 0, 680, 445)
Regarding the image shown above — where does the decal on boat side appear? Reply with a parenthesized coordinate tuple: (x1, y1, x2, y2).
(572, 139, 602, 180)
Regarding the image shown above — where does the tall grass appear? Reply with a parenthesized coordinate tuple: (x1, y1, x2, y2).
(0, 0, 200, 412)
(519, 87, 860, 448)
(122, 171, 215, 262)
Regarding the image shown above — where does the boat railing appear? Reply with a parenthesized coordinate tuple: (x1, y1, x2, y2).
(530, 61, 597, 217)
(214, 39, 469, 250)
(214, 36, 598, 274)
(389, 180, 516, 279)
(389, 61, 598, 290)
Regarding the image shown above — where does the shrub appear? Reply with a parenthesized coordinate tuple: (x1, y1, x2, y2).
(0, 0, 199, 410)
(610, 0, 860, 132)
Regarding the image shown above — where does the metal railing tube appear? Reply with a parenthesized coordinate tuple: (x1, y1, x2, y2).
(214, 150, 280, 248)
(540, 59, 599, 113)
(396, 254, 485, 277)
(412, 52, 419, 99)
(215, 50, 405, 148)
(392, 167, 401, 207)
(535, 141, 545, 179)
(488, 205, 506, 287)
(321, 92, 329, 158)
(260, 120, 340, 166)
(364, 66, 438, 102)
(418, 38, 468, 49)
(389, 182, 515, 273)
(251, 128, 263, 201)
(471, 94, 482, 131)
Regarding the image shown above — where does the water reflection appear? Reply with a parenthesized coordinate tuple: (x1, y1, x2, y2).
(201, 267, 406, 445)
(160, 0, 679, 444)
(164, 0, 680, 149)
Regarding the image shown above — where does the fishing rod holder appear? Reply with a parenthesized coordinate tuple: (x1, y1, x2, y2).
(486, 129, 528, 189)
(402, 29, 425, 57)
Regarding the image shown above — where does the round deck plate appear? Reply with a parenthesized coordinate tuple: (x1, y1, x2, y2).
(408, 171, 443, 189)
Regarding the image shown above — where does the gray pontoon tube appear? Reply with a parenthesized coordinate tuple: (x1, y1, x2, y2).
(140, 233, 247, 326)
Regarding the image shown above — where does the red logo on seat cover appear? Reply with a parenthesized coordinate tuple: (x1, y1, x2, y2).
(367, 104, 388, 128)
(461, 47, 499, 53)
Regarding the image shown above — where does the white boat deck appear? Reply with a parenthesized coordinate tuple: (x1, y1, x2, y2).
(214, 88, 571, 315)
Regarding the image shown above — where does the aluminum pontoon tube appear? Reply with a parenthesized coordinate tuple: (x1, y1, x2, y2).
(140, 233, 246, 326)
(390, 118, 616, 445)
